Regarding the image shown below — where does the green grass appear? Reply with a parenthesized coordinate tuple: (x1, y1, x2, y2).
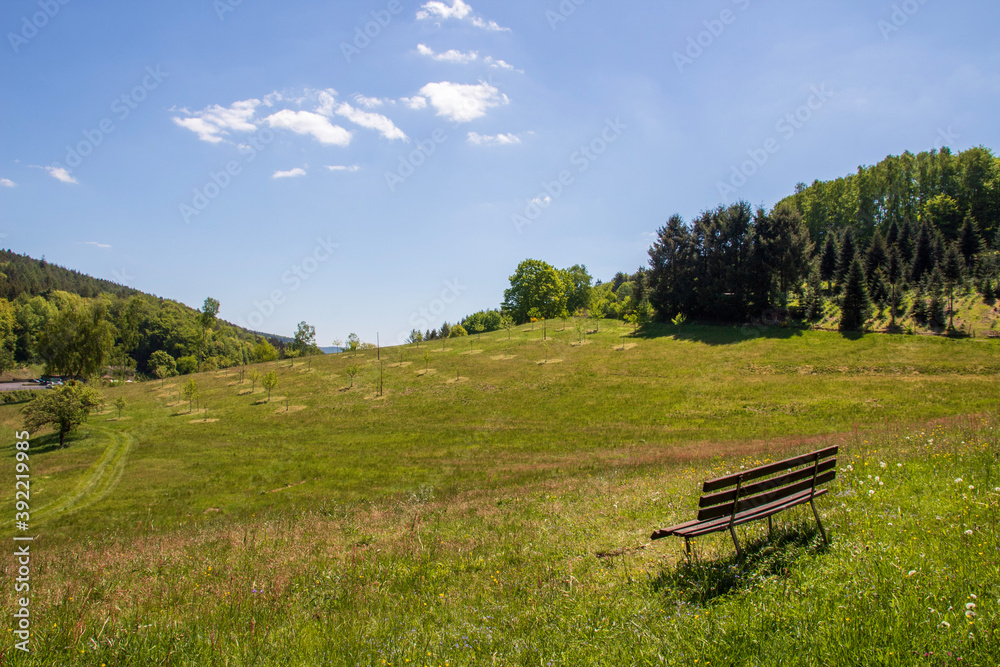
(1, 321, 999, 664)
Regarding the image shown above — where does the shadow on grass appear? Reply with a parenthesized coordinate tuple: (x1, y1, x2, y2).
(17, 432, 68, 455)
(632, 322, 806, 346)
(650, 522, 829, 605)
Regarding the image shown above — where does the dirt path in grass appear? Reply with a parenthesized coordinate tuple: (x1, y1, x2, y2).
(33, 427, 135, 522)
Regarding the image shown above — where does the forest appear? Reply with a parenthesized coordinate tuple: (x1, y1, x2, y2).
(647, 146, 1000, 329)
(0, 251, 316, 379)
(441, 146, 1000, 337)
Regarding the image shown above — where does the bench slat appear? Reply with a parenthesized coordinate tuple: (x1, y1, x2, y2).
(673, 488, 829, 538)
(697, 470, 835, 521)
(698, 459, 837, 509)
(702, 445, 838, 493)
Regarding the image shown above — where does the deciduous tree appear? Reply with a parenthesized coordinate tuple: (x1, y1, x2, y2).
(22, 382, 103, 448)
(262, 371, 278, 402)
(502, 259, 568, 323)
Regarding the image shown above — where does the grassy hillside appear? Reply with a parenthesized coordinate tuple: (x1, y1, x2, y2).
(1, 320, 998, 664)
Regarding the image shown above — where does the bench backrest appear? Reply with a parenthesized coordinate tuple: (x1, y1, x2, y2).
(696, 446, 838, 522)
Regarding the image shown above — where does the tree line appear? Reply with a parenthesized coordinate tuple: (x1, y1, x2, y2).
(0, 253, 323, 379)
(448, 146, 998, 333)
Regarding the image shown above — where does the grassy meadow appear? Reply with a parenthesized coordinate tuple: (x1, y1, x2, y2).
(1, 321, 999, 665)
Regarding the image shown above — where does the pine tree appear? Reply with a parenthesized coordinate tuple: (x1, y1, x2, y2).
(886, 219, 901, 249)
(864, 230, 889, 286)
(819, 233, 839, 290)
(839, 257, 871, 331)
(958, 213, 981, 269)
(910, 222, 936, 283)
(941, 242, 964, 331)
(803, 263, 825, 321)
(870, 270, 889, 307)
(836, 228, 857, 288)
(886, 246, 903, 328)
(910, 283, 928, 323)
(897, 220, 916, 265)
(927, 267, 947, 329)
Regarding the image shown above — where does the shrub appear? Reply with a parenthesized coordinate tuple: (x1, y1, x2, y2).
(176, 356, 198, 375)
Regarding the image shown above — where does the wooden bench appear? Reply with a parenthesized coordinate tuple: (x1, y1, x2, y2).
(651, 446, 837, 558)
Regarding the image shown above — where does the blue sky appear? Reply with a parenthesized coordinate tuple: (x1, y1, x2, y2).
(2, 0, 999, 345)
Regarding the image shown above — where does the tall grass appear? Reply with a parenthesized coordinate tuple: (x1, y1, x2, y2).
(1, 323, 998, 664)
(3, 416, 997, 665)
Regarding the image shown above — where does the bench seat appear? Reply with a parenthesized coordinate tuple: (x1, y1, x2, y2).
(651, 446, 837, 558)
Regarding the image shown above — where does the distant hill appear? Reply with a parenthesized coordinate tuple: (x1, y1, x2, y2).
(0, 249, 284, 341)
(0, 249, 302, 376)
(0, 249, 141, 301)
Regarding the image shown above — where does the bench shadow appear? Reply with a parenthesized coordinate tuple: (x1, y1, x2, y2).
(650, 522, 829, 605)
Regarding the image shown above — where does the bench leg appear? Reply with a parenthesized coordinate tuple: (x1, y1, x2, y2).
(810, 498, 828, 545)
(729, 524, 742, 558)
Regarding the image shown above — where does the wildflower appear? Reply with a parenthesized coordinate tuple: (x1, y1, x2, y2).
(964, 530, 973, 536)
(955, 478, 963, 483)
(965, 610, 976, 619)
(969, 485, 974, 491)
(966, 603, 976, 610)
(941, 621, 951, 628)
(995, 488, 1000, 493)
(880, 461, 886, 468)
(970, 594, 977, 600)
(897, 463, 902, 467)
(907, 570, 917, 576)
(868, 489, 876, 496)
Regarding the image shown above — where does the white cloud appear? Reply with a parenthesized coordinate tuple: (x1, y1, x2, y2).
(419, 81, 509, 122)
(471, 16, 509, 32)
(272, 167, 307, 179)
(467, 131, 521, 146)
(484, 56, 521, 72)
(0, 178, 15, 188)
(352, 94, 386, 109)
(416, 0, 509, 31)
(46, 166, 78, 184)
(326, 165, 361, 172)
(171, 99, 261, 143)
(417, 0, 472, 21)
(313, 89, 339, 117)
(265, 110, 353, 146)
(530, 195, 552, 207)
(417, 43, 479, 64)
(401, 96, 428, 110)
(83, 241, 112, 249)
(335, 103, 408, 142)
